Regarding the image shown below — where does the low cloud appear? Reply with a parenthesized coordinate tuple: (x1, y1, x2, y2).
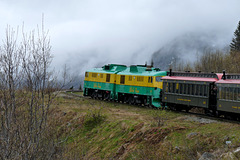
(0, 0, 240, 75)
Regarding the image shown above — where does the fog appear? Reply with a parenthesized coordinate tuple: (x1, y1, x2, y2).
(0, 0, 240, 75)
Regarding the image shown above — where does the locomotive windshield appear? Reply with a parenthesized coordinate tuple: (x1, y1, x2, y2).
(156, 76, 162, 82)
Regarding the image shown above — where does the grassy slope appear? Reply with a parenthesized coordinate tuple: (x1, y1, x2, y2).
(50, 92, 240, 159)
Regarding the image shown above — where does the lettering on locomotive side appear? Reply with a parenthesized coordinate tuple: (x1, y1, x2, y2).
(129, 87, 139, 93)
(135, 88, 139, 93)
(94, 83, 101, 88)
(129, 87, 134, 93)
(177, 98, 191, 102)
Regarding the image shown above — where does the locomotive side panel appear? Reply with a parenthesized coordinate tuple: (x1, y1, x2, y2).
(115, 66, 167, 108)
(83, 64, 127, 100)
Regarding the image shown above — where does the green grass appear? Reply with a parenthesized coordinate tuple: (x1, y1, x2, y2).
(51, 92, 240, 159)
(71, 91, 83, 96)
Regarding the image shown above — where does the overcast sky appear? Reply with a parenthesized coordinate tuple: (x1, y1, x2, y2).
(0, 0, 240, 74)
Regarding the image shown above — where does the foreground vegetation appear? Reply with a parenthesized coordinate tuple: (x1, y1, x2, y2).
(50, 92, 240, 159)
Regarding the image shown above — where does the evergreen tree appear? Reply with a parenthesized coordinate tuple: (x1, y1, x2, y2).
(230, 21, 240, 53)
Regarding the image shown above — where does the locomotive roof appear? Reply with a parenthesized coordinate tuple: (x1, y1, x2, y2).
(161, 71, 222, 82)
(216, 74, 240, 84)
(117, 66, 167, 76)
(86, 64, 167, 76)
(86, 64, 127, 73)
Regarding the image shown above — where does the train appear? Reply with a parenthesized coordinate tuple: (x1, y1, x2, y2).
(83, 64, 167, 107)
(83, 64, 240, 119)
(161, 70, 240, 119)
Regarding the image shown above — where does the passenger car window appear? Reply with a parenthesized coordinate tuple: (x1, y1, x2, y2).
(194, 85, 197, 95)
(184, 84, 187, 94)
(238, 88, 240, 101)
(222, 87, 226, 99)
(179, 83, 183, 94)
(191, 84, 194, 95)
(203, 85, 207, 96)
(172, 83, 176, 93)
(218, 86, 222, 99)
(229, 87, 234, 100)
(199, 85, 202, 96)
(165, 82, 169, 92)
(225, 88, 229, 100)
(169, 83, 172, 92)
(233, 88, 237, 101)
(187, 84, 191, 95)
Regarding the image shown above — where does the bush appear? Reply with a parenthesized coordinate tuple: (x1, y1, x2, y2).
(84, 108, 106, 130)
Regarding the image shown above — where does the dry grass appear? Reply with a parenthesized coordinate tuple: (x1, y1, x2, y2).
(49, 92, 240, 159)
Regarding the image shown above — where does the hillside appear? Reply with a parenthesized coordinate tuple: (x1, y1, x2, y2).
(51, 92, 240, 159)
(151, 32, 229, 71)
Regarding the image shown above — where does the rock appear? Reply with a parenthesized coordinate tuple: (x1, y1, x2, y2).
(185, 116, 219, 124)
(198, 152, 214, 160)
(114, 143, 129, 158)
(226, 141, 232, 145)
(175, 146, 180, 151)
(187, 132, 198, 139)
(116, 145, 125, 155)
(173, 146, 180, 153)
(220, 152, 238, 160)
(234, 147, 240, 154)
(175, 146, 180, 149)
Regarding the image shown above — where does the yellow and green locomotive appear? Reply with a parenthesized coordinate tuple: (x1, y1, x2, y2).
(83, 64, 167, 107)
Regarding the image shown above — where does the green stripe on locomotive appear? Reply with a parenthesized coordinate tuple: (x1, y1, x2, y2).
(115, 84, 163, 107)
(84, 81, 116, 99)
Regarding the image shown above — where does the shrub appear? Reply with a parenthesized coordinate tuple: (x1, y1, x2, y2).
(84, 108, 106, 130)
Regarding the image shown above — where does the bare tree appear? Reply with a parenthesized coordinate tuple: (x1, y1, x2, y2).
(174, 49, 227, 73)
(0, 21, 62, 159)
(0, 25, 25, 159)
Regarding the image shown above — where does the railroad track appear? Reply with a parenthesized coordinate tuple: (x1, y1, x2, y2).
(174, 109, 240, 124)
(63, 91, 240, 124)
